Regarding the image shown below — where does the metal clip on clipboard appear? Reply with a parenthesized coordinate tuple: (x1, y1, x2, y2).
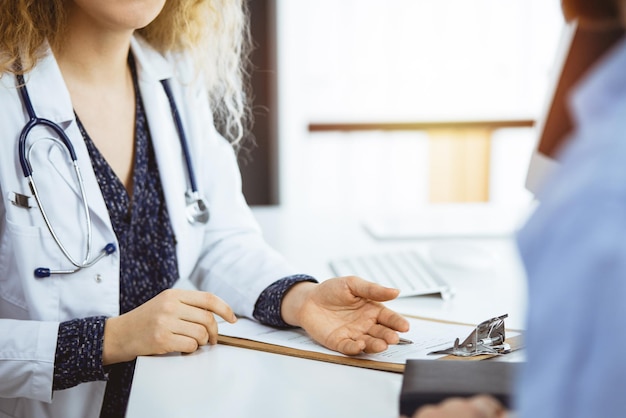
(429, 314, 511, 357)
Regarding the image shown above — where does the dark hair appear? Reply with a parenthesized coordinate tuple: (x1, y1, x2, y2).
(561, 0, 620, 22)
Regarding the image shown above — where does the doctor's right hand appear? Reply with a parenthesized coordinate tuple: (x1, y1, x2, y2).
(102, 289, 237, 365)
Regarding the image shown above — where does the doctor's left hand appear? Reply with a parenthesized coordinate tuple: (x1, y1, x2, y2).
(280, 276, 409, 355)
(102, 289, 237, 365)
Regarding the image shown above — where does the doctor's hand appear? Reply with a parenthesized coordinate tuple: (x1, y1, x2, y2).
(102, 289, 237, 365)
(281, 276, 409, 355)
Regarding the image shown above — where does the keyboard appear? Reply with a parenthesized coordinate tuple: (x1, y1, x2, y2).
(329, 250, 453, 299)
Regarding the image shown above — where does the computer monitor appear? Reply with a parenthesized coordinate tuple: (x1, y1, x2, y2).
(525, 22, 625, 194)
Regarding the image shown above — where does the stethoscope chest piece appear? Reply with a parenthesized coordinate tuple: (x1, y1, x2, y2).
(185, 190, 210, 225)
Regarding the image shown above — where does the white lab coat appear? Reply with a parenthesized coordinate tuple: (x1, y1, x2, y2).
(0, 36, 296, 418)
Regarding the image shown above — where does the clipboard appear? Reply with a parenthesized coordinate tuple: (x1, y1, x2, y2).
(218, 315, 524, 373)
(218, 334, 408, 372)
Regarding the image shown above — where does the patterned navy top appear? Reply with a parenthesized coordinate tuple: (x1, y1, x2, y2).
(51, 57, 316, 417)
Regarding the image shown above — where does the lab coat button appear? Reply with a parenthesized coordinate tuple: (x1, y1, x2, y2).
(95, 274, 103, 283)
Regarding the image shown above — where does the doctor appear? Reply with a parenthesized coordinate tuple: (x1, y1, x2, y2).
(0, 1, 410, 417)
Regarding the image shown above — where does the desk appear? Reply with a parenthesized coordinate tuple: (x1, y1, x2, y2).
(128, 344, 402, 418)
(127, 206, 528, 418)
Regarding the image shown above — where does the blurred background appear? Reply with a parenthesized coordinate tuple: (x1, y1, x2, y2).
(242, 0, 565, 215)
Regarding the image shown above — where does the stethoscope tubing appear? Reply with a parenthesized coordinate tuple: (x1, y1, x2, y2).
(16, 73, 115, 277)
(160, 79, 199, 193)
(14, 70, 210, 278)
(28, 166, 95, 268)
(16, 74, 78, 177)
(160, 79, 210, 224)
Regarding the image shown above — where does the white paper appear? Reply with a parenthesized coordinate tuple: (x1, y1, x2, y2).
(219, 316, 504, 364)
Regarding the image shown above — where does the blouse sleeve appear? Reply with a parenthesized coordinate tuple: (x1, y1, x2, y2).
(53, 316, 108, 390)
(253, 274, 318, 328)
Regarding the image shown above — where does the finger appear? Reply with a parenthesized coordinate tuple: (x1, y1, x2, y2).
(334, 337, 366, 355)
(377, 307, 410, 332)
(412, 404, 441, 418)
(178, 306, 220, 345)
(171, 319, 210, 347)
(360, 334, 389, 354)
(468, 396, 505, 417)
(178, 290, 237, 323)
(346, 276, 400, 302)
(178, 302, 217, 327)
(205, 313, 219, 345)
(368, 323, 402, 344)
(415, 398, 472, 418)
(169, 333, 201, 354)
(177, 296, 226, 345)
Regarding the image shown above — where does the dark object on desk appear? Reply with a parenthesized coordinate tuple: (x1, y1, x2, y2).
(399, 359, 519, 417)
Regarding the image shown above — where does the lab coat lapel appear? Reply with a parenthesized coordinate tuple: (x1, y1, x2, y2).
(130, 38, 192, 266)
(21, 50, 113, 229)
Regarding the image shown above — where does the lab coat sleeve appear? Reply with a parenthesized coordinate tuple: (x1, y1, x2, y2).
(177, 69, 300, 318)
(188, 134, 299, 318)
(0, 319, 59, 402)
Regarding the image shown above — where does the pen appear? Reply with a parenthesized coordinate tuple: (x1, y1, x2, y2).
(398, 337, 413, 345)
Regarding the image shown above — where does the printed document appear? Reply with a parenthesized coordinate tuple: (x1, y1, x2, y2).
(219, 316, 518, 364)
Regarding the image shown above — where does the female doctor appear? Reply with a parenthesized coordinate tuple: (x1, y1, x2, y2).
(0, 1, 410, 417)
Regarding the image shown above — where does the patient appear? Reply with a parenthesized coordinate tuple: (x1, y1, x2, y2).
(410, 0, 626, 417)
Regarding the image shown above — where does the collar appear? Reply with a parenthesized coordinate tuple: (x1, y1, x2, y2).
(23, 44, 74, 127)
(130, 35, 175, 84)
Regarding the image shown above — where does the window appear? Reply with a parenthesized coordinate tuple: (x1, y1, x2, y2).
(276, 0, 564, 213)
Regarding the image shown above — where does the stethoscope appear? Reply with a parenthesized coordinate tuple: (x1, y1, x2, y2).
(15, 74, 210, 278)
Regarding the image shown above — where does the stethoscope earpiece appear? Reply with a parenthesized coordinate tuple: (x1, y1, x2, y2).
(34, 242, 117, 278)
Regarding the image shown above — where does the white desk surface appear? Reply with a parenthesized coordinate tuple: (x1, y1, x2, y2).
(127, 205, 528, 418)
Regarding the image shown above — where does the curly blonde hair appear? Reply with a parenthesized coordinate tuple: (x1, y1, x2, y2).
(0, 0, 253, 149)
